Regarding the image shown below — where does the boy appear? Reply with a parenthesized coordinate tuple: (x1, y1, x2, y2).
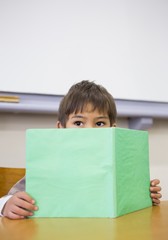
(0, 80, 162, 219)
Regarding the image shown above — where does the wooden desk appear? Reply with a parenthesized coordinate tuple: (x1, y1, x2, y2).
(0, 201, 168, 240)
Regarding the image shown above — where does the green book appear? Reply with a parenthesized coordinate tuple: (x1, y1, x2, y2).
(26, 127, 152, 218)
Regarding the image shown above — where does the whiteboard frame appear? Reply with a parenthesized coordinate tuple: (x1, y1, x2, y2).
(0, 91, 168, 129)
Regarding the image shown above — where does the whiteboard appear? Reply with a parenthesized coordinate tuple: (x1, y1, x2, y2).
(0, 0, 168, 102)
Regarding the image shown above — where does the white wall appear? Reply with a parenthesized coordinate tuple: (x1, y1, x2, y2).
(0, 113, 167, 200)
(1, 0, 168, 102)
(148, 119, 168, 201)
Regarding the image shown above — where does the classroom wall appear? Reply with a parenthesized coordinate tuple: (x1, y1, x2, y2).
(1, 0, 168, 102)
(0, 113, 167, 200)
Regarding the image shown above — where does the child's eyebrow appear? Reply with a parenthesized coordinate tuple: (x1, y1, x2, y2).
(95, 116, 109, 120)
(71, 115, 109, 119)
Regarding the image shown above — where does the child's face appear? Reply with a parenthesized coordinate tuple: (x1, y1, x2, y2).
(57, 104, 115, 128)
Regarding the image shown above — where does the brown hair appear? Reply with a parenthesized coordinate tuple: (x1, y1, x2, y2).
(58, 80, 117, 127)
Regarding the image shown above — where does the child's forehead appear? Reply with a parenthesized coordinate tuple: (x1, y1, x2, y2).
(74, 103, 108, 115)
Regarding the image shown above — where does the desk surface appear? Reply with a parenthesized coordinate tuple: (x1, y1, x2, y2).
(0, 201, 168, 240)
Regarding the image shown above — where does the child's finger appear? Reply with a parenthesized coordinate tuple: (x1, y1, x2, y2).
(14, 191, 36, 204)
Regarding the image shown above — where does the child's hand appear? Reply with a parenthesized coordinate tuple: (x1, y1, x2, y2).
(2, 191, 38, 219)
(150, 179, 162, 205)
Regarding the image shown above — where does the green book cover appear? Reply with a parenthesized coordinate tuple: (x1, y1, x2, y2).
(26, 128, 152, 218)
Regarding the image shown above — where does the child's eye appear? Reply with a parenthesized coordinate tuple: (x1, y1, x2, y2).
(96, 122, 105, 127)
(74, 121, 83, 127)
